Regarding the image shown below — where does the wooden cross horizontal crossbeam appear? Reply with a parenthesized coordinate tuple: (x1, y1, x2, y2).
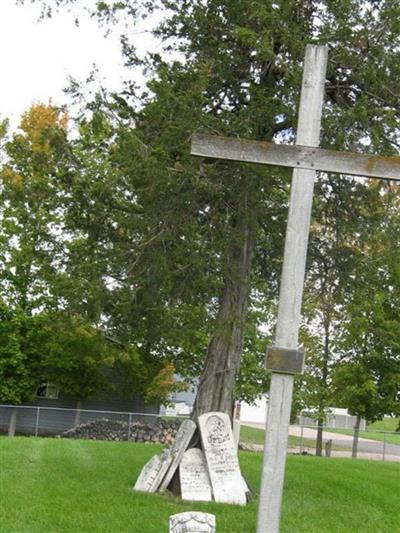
(191, 133, 400, 181)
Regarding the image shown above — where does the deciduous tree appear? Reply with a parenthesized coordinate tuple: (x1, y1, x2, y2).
(332, 187, 400, 456)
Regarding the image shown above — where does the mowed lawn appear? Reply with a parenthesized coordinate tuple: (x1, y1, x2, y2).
(368, 418, 400, 432)
(1, 437, 399, 533)
(326, 418, 400, 446)
(240, 426, 351, 451)
(325, 427, 400, 446)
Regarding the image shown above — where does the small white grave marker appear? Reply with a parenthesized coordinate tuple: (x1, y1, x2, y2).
(169, 512, 216, 533)
(133, 454, 163, 493)
(180, 448, 212, 502)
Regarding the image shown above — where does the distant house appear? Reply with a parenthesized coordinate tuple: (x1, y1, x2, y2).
(162, 383, 269, 426)
(239, 395, 269, 424)
(237, 398, 367, 430)
(0, 368, 159, 436)
(161, 379, 198, 417)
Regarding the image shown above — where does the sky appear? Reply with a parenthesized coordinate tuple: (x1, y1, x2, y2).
(0, 1, 158, 131)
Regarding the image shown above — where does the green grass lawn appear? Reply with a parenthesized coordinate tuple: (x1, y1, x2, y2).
(368, 418, 400, 432)
(325, 427, 400, 446)
(323, 418, 400, 446)
(240, 425, 351, 451)
(1, 437, 399, 532)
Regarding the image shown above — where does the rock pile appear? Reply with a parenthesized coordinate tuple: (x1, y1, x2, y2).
(61, 418, 182, 444)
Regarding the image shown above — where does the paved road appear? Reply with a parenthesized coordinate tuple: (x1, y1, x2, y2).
(243, 423, 400, 462)
(289, 425, 400, 460)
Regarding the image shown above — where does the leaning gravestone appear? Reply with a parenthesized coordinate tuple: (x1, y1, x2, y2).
(180, 448, 212, 502)
(169, 512, 216, 533)
(159, 419, 197, 491)
(133, 453, 163, 493)
(134, 419, 196, 493)
(198, 412, 247, 505)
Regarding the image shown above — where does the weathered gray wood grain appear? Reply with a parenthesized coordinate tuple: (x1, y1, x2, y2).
(256, 44, 328, 533)
(191, 134, 400, 182)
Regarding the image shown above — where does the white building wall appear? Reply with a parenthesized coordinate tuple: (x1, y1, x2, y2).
(239, 395, 268, 424)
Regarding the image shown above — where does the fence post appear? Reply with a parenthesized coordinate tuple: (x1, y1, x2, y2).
(127, 413, 132, 441)
(8, 407, 17, 437)
(300, 423, 304, 453)
(325, 439, 332, 457)
(74, 400, 82, 427)
(35, 407, 40, 437)
(382, 432, 387, 461)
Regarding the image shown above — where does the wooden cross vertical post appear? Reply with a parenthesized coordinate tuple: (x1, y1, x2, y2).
(190, 44, 327, 532)
(193, 43, 328, 533)
(255, 44, 328, 533)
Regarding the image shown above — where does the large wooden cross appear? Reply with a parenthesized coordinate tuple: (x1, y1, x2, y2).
(191, 44, 400, 533)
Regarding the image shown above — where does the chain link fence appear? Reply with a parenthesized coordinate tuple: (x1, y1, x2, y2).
(0, 404, 160, 439)
(2, 404, 399, 462)
(286, 423, 400, 461)
(240, 420, 400, 461)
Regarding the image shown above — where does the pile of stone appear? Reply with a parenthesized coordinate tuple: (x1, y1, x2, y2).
(134, 412, 250, 506)
(61, 418, 181, 444)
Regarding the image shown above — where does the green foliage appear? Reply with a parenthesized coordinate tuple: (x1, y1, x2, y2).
(0, 103, 71, 313)
(236, 307, 272, 402)
(332, 362, 379, 419)
(297, 177, 382, 422)
(332, 188, 400, 422)
(11, 0, 400, 410)
(0, 303, 43, 403)
(85, 0, 400, 409)
(0, 104, 173, 404)
(39, 313, 117, 399)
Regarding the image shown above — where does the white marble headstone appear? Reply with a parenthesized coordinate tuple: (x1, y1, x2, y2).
(134, 419, 196, 493)
(180, 448, 212, 502)
(198, 412, 246, 505)
(158, 419, 197, 492)
(169, 512, 216, 533)
(133, 454, 163, 492)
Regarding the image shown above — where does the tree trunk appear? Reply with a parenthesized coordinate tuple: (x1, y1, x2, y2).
(315, 416, 324, 456)
(192, 191, 255, 421)
(352, 414, 361, 459)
